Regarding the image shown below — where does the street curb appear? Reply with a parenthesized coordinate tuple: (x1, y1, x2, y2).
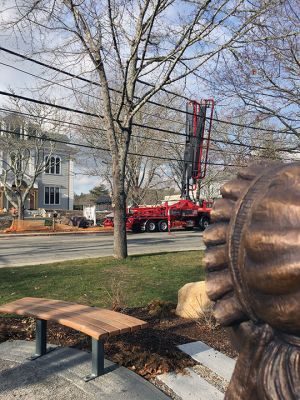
(0, 229, 204, 239)
(0, 230, 114, 238)
(0, 247, 205, 268)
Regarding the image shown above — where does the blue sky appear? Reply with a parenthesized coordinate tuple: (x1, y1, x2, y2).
(73, 174, 99, 194)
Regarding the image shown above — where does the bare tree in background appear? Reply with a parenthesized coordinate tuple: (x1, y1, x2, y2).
(77, 94, 183, 204)
(0, 115, 55, 220)
(208, 0, 300, 138)
(0, 97, 68, 219)
(169, 116, 300, 200)
(2, 0, 278, 257)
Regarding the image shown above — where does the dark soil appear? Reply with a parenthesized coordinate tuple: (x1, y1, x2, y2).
(0, 301, 237, 380)
(0, 216, 12, 230)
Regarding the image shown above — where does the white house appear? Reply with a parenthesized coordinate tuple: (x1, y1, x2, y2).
(0, 115, 75, 211)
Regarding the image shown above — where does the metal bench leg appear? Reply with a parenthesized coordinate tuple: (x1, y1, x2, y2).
(29, 319, 47, 359)
(29, 319, 55, 360)
(84, 339, 105, 382)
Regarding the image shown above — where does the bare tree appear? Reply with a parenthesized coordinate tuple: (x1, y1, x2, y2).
(2, 0, 277, 257)
(208, 0, 300, 138)
(0, 94, 69, 219)
(0, 114, 55, 219)
(77, 93, 182, 204)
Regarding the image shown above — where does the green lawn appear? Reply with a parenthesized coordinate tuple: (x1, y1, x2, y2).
(0, 251, 204, 308)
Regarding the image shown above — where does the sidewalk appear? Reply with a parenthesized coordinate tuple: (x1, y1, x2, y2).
(0, 340, 170, 400)
(0, 339, 235, 400)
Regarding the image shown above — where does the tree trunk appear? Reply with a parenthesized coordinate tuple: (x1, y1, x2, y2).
(18, 198, 25, 220)
(112, 158, 128, 259)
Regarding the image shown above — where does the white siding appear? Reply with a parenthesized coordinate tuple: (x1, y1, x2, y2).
(27, 151, 34, 177)
(0, 151, 3, 175)
(36, 153, 74, 210)
(68, 159, 74, 210)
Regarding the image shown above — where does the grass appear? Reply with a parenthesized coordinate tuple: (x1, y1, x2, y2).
(0, 251, 204, 309)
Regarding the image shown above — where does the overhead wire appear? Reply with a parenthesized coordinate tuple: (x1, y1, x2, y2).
(0, 91, 298, 155)
(0, 127, 247, 167)
(0, 89, 187, 137)
(0, 46, 297, 136)
(3, 55, 295, 148)
(0, 106, 291, 152)
(2, 104, 297, 162)
(1, 107, 295, 163)
(0, 107, 186, 147)
(0, 60, 186, 128)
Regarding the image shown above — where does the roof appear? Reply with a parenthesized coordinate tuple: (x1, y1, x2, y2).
(0, 114, 77, 155)
(96, 195, 112, 205)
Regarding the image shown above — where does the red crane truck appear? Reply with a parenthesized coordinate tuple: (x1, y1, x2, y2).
(104, 99, 214, 233)
(103, 199, 213, 233)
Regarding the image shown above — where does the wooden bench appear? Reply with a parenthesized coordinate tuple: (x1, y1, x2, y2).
(0, 297, 148, 381)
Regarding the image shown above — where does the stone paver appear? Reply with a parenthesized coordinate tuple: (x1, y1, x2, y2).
(178, 341, 236, 382)
(156, 367, 224, 400)
(0, 340, 170, 400)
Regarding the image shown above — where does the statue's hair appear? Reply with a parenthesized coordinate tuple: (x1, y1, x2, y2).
(204, 162, 300, 399)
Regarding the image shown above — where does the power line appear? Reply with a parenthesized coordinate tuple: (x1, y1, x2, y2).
(137, 78, 191, 102)
(3, 105, 298, 163)
(0, 60, 186, 128)
(0, 99, 298, 154)
(209, 146, 298, 163)
(8, 56, 287, 146)
(0, 46, 297, 136)
(0, 46, 189, 104)
(1, 123, 299, 168)
(0, 89, 185, 137)
(0, 107, 186, 146)
(0, 46, 189, 122)
(0, 127, 244, 167)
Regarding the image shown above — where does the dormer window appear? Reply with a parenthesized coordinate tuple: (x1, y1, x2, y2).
(45, 156, 61, 175)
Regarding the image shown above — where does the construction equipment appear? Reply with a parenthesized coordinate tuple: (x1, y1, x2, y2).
(104, 99, 214, 233)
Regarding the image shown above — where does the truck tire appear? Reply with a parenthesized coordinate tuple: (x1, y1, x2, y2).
(145, 220, 157, 232)
(199, 216, 210, 230)
(158, 220, 168, 232)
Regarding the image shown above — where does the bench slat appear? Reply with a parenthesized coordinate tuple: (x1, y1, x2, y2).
(3, 300, 132, 333)
(0, 304, 109, 339)
(9, 305, 129, 336)
(0, 297, 147, 340)
(14, 298, 146, 328)
(1, 298, 145, 331)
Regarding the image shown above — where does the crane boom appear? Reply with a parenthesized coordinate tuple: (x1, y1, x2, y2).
(181, 99, 214, 200)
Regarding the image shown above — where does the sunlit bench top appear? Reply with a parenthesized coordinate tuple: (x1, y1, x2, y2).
(0, 297, 148, 340)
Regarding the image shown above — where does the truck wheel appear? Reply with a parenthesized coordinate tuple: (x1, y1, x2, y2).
(158, 220, 168, 232)
(145, 220, 157, 232)
(199, 216, 210, 230)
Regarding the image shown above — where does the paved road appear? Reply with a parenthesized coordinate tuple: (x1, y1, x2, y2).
(0, 230, 205, 268)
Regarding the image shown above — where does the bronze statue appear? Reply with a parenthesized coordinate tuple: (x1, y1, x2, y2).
(203, 162, 300, 399)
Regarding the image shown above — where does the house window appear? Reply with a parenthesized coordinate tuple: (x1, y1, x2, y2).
(45, 156, 61, 174)
(45, 187, 60, 205)
(7, 122, 24, 139)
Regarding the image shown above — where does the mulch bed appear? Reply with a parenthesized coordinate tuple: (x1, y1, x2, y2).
(0, 300, 237, 380)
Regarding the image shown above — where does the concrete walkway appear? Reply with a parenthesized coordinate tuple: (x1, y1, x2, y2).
(157, 341, 236, 400)
(0, 340, 170, 400)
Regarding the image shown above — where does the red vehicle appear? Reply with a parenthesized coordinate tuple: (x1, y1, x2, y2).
(104, 98, 215, 233)
(103, 199, 213, 233)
